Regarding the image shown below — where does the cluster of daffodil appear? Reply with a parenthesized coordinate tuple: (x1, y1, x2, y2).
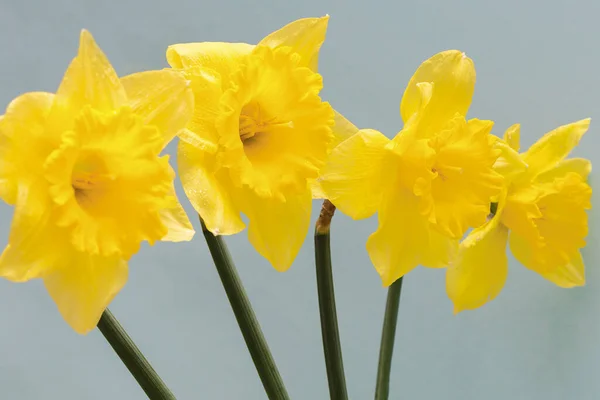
(0, 14, 591, 399)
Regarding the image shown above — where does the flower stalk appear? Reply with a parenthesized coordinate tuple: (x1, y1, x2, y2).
(200, 217, 290, 400)
(97, 308, 176, 400)
(315, 199, 348, 400)
(374, 277, 404, 400)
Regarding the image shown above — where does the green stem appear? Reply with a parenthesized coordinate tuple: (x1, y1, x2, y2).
(315, 200, 348, 400)
(97, 308, 176, 400)
(374, 277, 404, 400)
(200, 218, 290, 400)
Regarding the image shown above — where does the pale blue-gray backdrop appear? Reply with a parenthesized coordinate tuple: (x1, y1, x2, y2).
(0, 0, 598, 399)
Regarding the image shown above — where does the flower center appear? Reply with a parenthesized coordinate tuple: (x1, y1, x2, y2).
(216, 45, 333, 197)
(44, 106, 172, 258)
(411, 116, 503, 238)
(70, 152, 114, 210)
(238, 101, 293, 147)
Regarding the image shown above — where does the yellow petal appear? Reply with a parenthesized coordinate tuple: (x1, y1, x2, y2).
(446, 212, 509, 313)
(523, 118, 590, 178)
(508, 173, 590, 287)
(52, 30, 126, 119)
(258, 15, 329, 71)
(178, 66, 224, 148)
(502, 123, 520, 151)
(536, 158, 592, 182)
(400, 50, 475, 133)
(466, 118, 493, 136)
(121, 70, 194, 150)
(310, 180, 327, 200)
(420, 227, 460, 269)
(159, 203, 195, 242)
(0, 92, 56, 205)
(166, 42, 253, 81)
(502, 185, 543, 243)
(331, 109, 359, 147)
(177, 140, 245, 235)
(509, 232, 585, 288)
(44, 252, 128, 334)
(538, 251, 585, 288)
(307, 109, 357, 200)
(241, 188, 312, 272)
(159, 177, 195, 242)
(535, 174, 590, 253)
(0, 122, 10, 203)
(367, 186, 457, 287)
(320, 129, 389, 219)
(0, 183, 66, 282)
(493, 138, 528, 180)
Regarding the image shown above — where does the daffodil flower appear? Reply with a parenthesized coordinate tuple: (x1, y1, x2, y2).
(0, 30, 195, 334)
(168, 16, 337, 271)
(447, 119, 592, 312)
(320, 50, 504, 286)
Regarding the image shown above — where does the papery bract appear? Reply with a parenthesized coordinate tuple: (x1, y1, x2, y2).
(0, 30, 195, 333)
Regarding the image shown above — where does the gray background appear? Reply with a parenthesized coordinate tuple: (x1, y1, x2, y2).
(0, 0, 598, 399)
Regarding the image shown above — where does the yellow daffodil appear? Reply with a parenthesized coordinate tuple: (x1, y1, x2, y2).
(320, 50, 504, 286)
(0, 30, 195, 334)
(168, 16, 337, 271)
(447, 119, 592, 312)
